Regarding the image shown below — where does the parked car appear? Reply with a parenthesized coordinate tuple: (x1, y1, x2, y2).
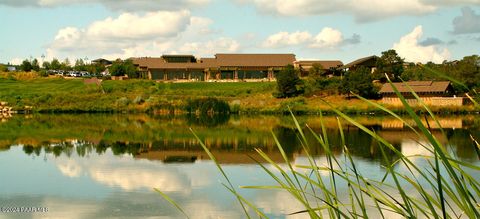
(80, 71, 90, 77)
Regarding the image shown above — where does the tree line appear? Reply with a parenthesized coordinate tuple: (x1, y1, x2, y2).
(275, 49, 480, 99)
(0, 58, 141, 78)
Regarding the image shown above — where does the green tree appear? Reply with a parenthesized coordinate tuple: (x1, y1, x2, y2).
(20, 59, 33, 72)
(86, 63, 106, 75)
(401, 62, 438, 81)
(61, 58, 72, 71)
(453, 55, 480, 89)
(74, 59, 86, 71)
(42, 61, 51, 70)
(274, 64, 304, 98)
(375, 49, 404, 82)
(109, 61, 125, 76)
(0, 64, 7, 72)
(50, 58, 61, 70)
(123, 60, 138, 78)
(109, 60, 138, 78)
(31, 58, 40, 72)
(309, 63, 325, 80)
(340, 66, 378, 99)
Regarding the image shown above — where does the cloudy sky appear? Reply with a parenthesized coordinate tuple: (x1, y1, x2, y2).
(1, 0, 480, 65)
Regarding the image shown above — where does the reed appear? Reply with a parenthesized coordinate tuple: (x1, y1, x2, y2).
(156, 76, 480, 218)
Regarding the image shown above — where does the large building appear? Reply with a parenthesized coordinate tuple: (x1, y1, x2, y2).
(132, 54, 297, 81)
(293, 60, 343, 77)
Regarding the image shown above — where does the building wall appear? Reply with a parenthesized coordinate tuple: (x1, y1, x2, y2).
(382, 97, 464, 107)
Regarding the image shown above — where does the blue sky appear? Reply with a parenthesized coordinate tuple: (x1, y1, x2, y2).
(1, 0, 479, 65)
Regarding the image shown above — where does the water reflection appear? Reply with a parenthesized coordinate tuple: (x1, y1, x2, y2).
(0, 114, 479, 164)
(0, 114, 479, 218)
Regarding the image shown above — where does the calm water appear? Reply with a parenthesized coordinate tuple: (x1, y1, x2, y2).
(0, 114, 479, 218)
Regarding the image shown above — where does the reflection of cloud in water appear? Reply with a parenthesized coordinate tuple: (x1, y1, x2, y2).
(89, 166, 190, 192)
(185, 201, 241, 219)
(57, 160, 82, 178)
(54, 151, 192, 193)
(401, 140, 432, 158)
(255, 190, 309, 219)
(32, 197, 100, 219)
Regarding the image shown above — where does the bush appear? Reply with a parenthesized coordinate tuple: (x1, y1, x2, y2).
(116, 97, 130, 107)
(185, 97, 230, 115)
(340, 66, 379, 99)
(133, 96, 145, 105)
(275, 64, 304, 98)
(304, 77, 342, 96)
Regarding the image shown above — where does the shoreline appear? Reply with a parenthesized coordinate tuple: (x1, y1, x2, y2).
(1, 77, 478, 116)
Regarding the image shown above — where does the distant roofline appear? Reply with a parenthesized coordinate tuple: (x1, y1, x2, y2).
(161, 54, 195, 57)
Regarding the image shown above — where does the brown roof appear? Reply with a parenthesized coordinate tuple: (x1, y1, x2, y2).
(294, 60, 343, 69)
(340, 55, 378, 70)
(379, 81, 452, 94)
(214, 53, 296, 67)
(132, 57, 208, 70)
(132, 53, 297, 70)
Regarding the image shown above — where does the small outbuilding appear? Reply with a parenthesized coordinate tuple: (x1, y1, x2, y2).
(379, 81, 462, 106)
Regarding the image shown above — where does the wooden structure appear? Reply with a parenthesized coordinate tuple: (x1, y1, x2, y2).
(379, 81, 463, 106)
(339, 55, 378, 73)
(132, 53, 297, 82)
(293, 60, 343, 77)
(91, 58, 113, 66)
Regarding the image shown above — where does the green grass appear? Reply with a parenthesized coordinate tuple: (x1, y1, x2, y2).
(0, 77, 277, 112)
(0, 75, 477, 114)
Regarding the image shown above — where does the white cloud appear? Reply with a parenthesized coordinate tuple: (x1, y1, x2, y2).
(86, 10, 191, 40)
(237, 0, 480, 22)
(50, 10, 191, 53)
(179, 37, 241, 56)
(262, 28, 358, 49)
(45, 10, 242, 60)
(0, 0, 210, 11)
(311, 27, 344, 48)
(237, 0, 437, 22)
(393, 26, 451, 63)
(262, 31, 313, 48)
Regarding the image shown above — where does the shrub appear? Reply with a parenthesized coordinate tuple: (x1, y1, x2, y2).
(116, 97, 130, 107)
(185, 97, 230, 115)
(275, 64, 304, 98)
(133, 96, 145, 105)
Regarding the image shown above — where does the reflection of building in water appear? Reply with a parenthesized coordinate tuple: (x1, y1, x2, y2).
(135, 150, 293, 164)
(135, 137, 294, 164)
(381, 118, 463, 129)
(378, 130, 448, 144)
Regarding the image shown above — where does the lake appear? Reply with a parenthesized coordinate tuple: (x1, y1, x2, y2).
(0, 114, 479, 218)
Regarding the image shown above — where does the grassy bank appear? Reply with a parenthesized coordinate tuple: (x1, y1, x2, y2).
(0, 75, 477, 114)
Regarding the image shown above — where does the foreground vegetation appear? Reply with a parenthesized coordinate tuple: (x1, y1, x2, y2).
(159, 78, 480, 218)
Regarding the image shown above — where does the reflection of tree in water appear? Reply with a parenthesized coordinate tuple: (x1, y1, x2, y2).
(272, 126, 302, 155)
(185, 114, 230, 127)
(446, 129, 479, 162)
(23, 145, 41, 156)
(110, 142, 151, 156)
(297, 126, 400, 165)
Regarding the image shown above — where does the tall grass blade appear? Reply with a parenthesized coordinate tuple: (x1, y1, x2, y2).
(190, 128, 251, 218)
(154, 188, 190, 219)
